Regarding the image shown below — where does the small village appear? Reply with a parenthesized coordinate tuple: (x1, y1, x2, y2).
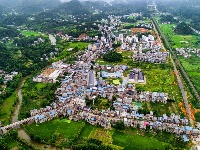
(0, 70, 19, 95)
(175, 48, 200, 58)
(27, 24, 200, 143)
(0, 70, 19, 84)
(0, 12, 200, 148)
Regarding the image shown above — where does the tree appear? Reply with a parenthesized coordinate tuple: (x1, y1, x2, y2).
(112, 121, 125, 130)
(103, 51, 122, 62)
(174, 22, 194, 35)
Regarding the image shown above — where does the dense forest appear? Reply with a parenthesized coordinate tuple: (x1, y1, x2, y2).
(159, 15, 178, 23)
(174, 22, 194, 35)
(156, 0, 200, 30)
(0, 38, 54, 76)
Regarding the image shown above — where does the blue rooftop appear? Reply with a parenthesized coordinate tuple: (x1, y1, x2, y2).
(122, 66, 127, 70)
(50, 110, 55, 116)
(102, 71, 107, 78)
(67, 110, 72, 115)
(182, 135, 189, 142)
(39, 115, 44, 120)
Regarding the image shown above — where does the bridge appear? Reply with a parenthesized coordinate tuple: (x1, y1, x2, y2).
(0, 117, 35, 134)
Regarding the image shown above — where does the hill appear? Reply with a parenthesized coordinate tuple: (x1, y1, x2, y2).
(53, 0, 91, 16)
(0, 0, 61, 14)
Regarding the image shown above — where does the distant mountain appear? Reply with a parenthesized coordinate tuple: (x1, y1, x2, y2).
(53, 0, 91, 16)
(0, 0, 61, 14)
(0, 5, 5, 14)
(82, 1, 109, 12)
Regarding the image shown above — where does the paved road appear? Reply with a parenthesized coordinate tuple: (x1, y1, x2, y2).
(152, 17, 200, 102)
(151, 16, 194, 125)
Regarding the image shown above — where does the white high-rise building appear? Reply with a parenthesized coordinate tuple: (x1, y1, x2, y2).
(119, 34, 124, 42)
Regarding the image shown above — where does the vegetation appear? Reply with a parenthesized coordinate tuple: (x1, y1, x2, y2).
(195, 112, 200, 122)
(174, 22, 194, 35)
(0, 73, 22, 103)
(24, 119, 85, 148)
(24, 120, 189, 149)
(103, 51, 123, 62)
(72, 138, 114, 150)
(112, 130, 168, 150)
(0, 130, 36, 150)
(0, 74, 22, 125)
(155, 17, 200, 105)
(112, 121, 125, 130)
(0, 92, 17, 125)
(179, 56, 200, 97)
(19, 77, 59, 120)
(85, 97, 113, 110)
(159, 15, 178, 23)
(0, 26, 19, 39)
(19, 30, 41, 37)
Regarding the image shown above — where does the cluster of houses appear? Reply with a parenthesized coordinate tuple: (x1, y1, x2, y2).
(33, 61, 69, 83)
(117, 31, 169, 63)
(175, 48, 200, 58)
(29, 37, 198, 141)
(29, 93, 199, 142)
(0, 70, 18, 84)
(136, 23, 153, 29)
(28, 16, 200, 143)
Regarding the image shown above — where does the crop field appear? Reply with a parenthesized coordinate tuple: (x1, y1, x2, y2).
(159, 24, 200, 49)
(19, 30, 41, 37)
(157, 18, 200, 100)
(179, 56, 200, 94)
(0, 92, 17, 125)
(112, 130, 167, 150)
(24, 120, 188, 149)
(19, 77, 57, 120)
(24, 119, 85, 147)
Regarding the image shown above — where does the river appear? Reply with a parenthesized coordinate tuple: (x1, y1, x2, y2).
(11, 77, 57, 150)
(49, 34, 56, 45)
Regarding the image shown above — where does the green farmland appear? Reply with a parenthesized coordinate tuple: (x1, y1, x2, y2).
(24, 120, 189, 149)
(19, 30, 41, 37)
(156, 17, 200, 101)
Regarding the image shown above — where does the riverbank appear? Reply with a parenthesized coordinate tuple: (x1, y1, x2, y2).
(7, 76, 58, 149)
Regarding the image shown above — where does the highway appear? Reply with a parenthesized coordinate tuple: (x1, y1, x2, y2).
(151, 17, 199, 101)
(151, 16, 195, 125)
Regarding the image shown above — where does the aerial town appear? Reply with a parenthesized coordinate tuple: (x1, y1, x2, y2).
(0, 0, 200, 149)
(2, 21, 196, 143)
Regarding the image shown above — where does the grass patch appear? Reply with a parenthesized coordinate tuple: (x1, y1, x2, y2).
(35, 83, 47, 89)
(136, 68, 182, 101)
(19, 30, 41, 37)
(78, 123, 97, 140)
(179, 56, 200, 95)
(19, 77, 58, 120)
(89, 128, 113, 144)
(112, 130, 168, 150)
(195, 112, 200, 122)
(0, 92, 17, 125)
(113, 79, 121, 85)
(24, 119, 85, 147)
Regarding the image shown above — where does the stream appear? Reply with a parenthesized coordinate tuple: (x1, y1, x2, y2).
(11, 77, 57, 150)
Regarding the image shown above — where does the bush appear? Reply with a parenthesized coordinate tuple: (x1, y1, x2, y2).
(195, 112, 200, 122)
(174, 22, 194, 35)
(112, 121, 125, 130)
(103, 51, 123, 62)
